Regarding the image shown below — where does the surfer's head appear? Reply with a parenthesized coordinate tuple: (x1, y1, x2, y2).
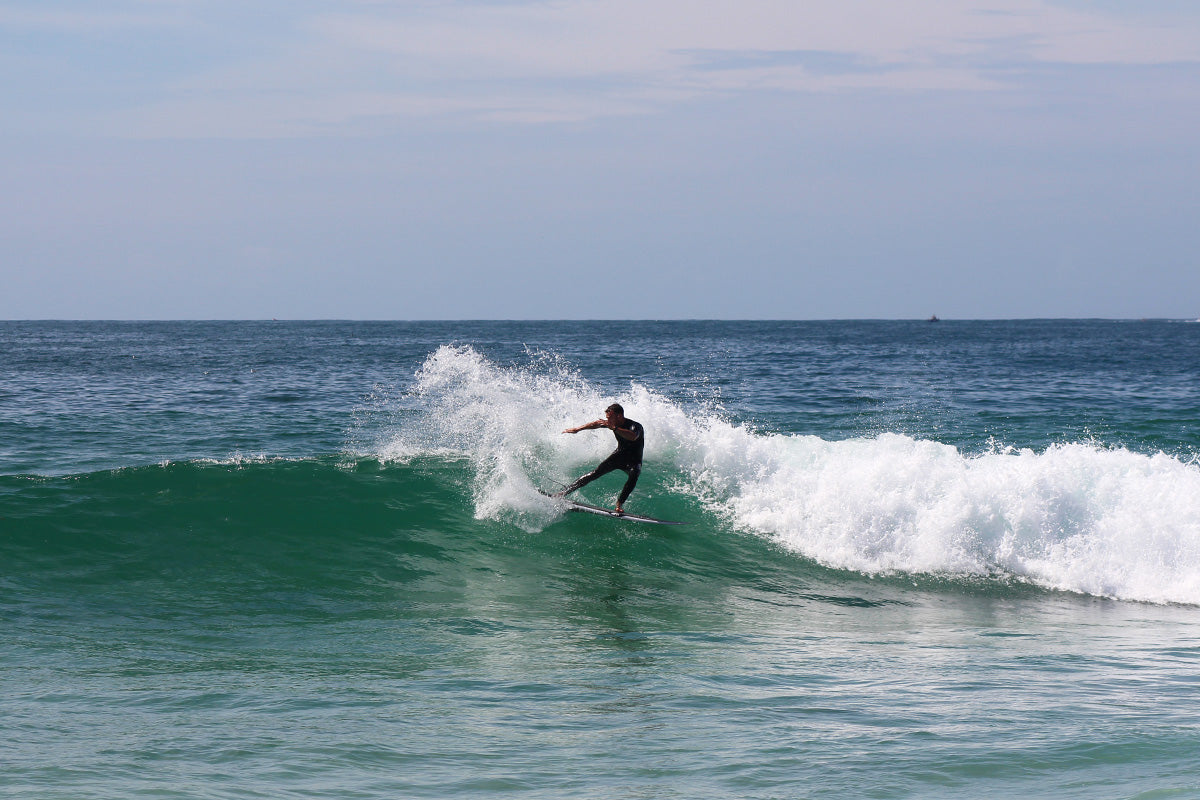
(605, 403, 625, 422)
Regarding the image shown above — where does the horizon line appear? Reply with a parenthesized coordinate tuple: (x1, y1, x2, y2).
(2, 317, 1197, 323)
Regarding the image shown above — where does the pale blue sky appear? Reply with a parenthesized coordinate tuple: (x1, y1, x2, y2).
(3, 1, 1198, 319)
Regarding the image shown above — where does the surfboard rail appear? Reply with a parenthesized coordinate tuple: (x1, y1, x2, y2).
(540, 490, 685, 525)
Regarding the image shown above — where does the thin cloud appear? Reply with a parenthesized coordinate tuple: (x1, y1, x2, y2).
(9, 0, 1200, 138)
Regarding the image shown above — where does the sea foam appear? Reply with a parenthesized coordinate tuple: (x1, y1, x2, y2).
(382, 345, 1200, 605)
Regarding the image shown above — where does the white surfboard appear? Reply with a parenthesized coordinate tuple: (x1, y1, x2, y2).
(541, 491, 685, 525)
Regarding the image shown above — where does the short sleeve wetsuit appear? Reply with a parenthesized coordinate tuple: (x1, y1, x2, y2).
(561, 418, 644, 506)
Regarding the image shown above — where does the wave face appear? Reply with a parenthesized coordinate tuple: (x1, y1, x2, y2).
(343, 344, 1200, 606)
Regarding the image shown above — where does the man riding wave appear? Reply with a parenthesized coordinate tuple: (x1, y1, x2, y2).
(558, 403, 643, 514)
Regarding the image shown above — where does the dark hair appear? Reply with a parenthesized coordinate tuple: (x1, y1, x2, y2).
(605, 403, 624, 414)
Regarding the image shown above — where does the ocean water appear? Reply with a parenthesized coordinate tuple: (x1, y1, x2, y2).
(3, 320, 1200, 799)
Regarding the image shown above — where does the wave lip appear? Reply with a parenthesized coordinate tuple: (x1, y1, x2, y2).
(717, 434, 1200, 606)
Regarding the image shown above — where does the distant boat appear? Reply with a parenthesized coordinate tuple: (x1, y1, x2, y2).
(928, 315, 940, 322)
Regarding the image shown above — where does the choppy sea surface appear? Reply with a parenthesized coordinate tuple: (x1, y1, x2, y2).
(3, 320, 1199, 799)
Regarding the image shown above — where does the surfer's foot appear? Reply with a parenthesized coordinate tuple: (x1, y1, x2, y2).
(614, 506, 624, 515)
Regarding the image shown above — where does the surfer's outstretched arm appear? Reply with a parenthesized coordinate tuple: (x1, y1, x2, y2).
(563, 419, 606, 434)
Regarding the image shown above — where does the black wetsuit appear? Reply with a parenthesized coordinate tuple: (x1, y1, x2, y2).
(562, 418, 644, 506)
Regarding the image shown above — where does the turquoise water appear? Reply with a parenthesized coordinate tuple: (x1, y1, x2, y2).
(3, 321, 1200, 798)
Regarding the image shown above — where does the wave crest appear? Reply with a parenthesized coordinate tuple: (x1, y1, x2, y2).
(368, 346, 1200, 604)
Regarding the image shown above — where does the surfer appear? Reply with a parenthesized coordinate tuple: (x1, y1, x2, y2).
(559, 403, 644, 514)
